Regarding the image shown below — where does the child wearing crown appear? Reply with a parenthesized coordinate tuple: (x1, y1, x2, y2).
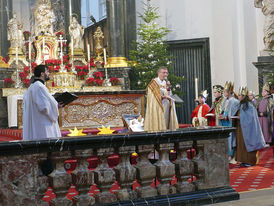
(191, 90, 210, 127)
(207, 85, 225, 126)
(234, 86, 266, 166)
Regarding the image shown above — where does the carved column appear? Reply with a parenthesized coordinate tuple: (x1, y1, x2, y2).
(49, 151, 73, 205)
(114, 146, 137, 201)
(93, 148, 117, 204)
(155, 143, 176, 195)
(135, 144, 157, 198)
(71, 149, 95, 206)
(174, 141, 195, 193)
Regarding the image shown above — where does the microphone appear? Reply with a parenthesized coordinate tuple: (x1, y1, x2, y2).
(165, 78, 171, 91)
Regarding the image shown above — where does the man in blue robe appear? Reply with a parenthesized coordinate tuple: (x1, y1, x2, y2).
(220, 81, 239, 162)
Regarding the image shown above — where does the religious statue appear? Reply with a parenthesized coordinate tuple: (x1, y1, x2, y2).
(7, 13, 24, 48)
(254, 0, 274, 53)
(34, 0, 56, 36)
(69, 16, 84, 49)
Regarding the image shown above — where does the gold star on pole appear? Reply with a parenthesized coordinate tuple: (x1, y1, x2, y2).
(97, 125, 115, 135)
(67, 127, 87, 136)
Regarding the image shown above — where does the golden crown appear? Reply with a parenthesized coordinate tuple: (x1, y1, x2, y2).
(262, 83, 270, 92)
(224, 81, 234, 92)
(238, 86, 248, 96)
(200, 90, 208, 99)
(213, 85, 224, 93)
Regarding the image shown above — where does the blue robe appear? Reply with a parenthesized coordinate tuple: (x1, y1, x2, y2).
(240, 102, 266, 152)
(221, 97, 240, 156)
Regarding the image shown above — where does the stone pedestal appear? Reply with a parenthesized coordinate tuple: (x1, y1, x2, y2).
(253, 56, 274, 93)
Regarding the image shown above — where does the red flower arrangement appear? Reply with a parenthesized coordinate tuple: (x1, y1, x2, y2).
(2, 56, 9, 64)
(93, 71, 104, 79)
(86, 77, 95, 86)
(75, 65, 89, 80)
(96, 78, 104, 86)
(23, 31, 31, 40)
(109, 77, 120, 86)
(19, 68, 30, 88)
(55, 31, 65, 37)
(4, 78, 15, 87)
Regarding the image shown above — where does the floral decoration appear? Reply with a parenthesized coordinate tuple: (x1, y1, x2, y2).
(86, 77, 95, 86)
(55, 31, 65, 37)
(75, 65, 89, 80)
(109, 77, 120, 86)
(4, 78, 15, 87)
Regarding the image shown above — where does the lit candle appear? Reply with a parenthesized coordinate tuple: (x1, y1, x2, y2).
(42, 37, 45, 62)
(103, 48, 107, 65)
(195, 78, 198, 100)
(69, 0, 72, 22)
(15, 47, 18, 65)
(28, 40, 31, 63)
(87, 44, 90, 62)
(71, 39, 74, 56)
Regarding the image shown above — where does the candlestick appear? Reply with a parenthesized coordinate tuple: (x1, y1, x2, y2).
(69, 0, 72, 23)
(87, 44, 90, 62)
(42, 37, 45, 63)
(15, 47, 18, 65)
(28, 40, 31, 65)
(71, 39, 74, 56)
(103, 48, 107, 65)
(195, 77, 198, 100)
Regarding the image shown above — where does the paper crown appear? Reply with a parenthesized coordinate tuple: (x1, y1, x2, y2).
(199, 90, 208, 99)
(224, 81, 234, 92)
(262, 83, 270, 92)
(238, 86, 248, 96)
(213, 85, 224, 93)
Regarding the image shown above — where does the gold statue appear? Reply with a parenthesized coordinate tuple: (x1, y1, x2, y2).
(34, 0, 55, 36)
(93, 26, 104, 62)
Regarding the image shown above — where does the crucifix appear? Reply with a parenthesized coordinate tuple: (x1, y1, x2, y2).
(57, 35, 67, 73)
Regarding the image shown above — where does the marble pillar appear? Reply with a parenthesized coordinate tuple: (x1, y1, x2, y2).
(123, 0, 136, 59)
(0, 0, 12, 57)
(106, 0, 125, 58)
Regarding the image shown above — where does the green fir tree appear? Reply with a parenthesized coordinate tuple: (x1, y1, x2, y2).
(129, 0, 182, 93)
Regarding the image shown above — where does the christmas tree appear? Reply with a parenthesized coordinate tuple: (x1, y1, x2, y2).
(129, 0, 182, 92)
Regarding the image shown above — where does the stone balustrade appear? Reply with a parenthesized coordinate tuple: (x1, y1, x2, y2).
(0, 127, 239, 205)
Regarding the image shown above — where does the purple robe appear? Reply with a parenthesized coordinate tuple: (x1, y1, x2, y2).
(258, 98, 271, 143)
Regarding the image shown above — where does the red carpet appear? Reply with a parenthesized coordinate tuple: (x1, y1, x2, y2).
(229, 146, 274, 192)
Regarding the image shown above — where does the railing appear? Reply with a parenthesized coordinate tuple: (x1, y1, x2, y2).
(0, 127, 239, 205)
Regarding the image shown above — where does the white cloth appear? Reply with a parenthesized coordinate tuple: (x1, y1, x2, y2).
(23, 81, 61, 140)
(7, 95, 23, 127)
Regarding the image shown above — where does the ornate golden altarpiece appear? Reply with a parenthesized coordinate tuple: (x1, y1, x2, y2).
(16, 91, 145, 129)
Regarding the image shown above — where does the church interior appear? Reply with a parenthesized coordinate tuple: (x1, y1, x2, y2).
(0, 0, 273, 205)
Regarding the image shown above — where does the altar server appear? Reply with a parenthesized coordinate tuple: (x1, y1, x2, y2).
(23, 65, 61, 140)
(234, 86, 265, 166)
(191, 90, 210, 127)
